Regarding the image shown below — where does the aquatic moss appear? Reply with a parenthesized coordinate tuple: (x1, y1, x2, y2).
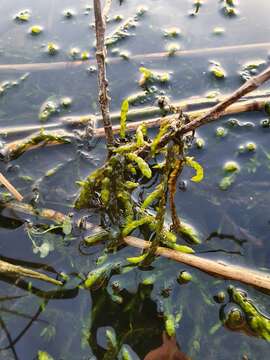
(151, 120, 170, 154)
(122, 216, 154, 237)
(141, 184, 163, 210)
(178, 221, 201, 244)
(185, 157, 204, 183)
(120, 99, 129, 139)
(126, 153, 152, 179)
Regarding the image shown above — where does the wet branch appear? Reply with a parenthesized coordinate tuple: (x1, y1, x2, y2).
(93, 0, 114, 147)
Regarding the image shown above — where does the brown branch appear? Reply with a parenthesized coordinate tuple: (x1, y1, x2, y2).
(93, 0, 114, 146)
(2, 200, 270, 291)
(0, 42, 270, 72)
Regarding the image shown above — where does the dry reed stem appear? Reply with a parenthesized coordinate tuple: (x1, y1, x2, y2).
(2, 200, 270, 291)
(0, 42, 270, 72)
(1, 98, 266, 160)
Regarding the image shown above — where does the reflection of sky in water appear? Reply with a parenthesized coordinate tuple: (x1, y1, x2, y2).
(0, 0, 270, 359)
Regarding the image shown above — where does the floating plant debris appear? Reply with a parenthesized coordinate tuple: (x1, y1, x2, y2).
(14, 9, 31, 22)
(105, 7, 147, 46)
(209, 61, 226, 78)
(46, 42, 59, 55)
(29, 25, 43, 35)
(166, 42, 180, 56)
(163, 27, 181, 38)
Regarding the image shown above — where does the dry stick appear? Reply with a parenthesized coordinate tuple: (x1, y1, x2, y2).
(0, 42, 270, 72)
(93, 0, 114, 146)
(1, 91, 268, 138)
(1, 98, 267, 160)
(0, 173, 23, 201)
(61, 89, 270, 127)
(94, 98, 267, 136)
(0, 259, 62, 286)
(3, 200, 270, 291)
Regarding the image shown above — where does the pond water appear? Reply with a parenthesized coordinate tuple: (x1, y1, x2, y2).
(1, 0, 270, 359)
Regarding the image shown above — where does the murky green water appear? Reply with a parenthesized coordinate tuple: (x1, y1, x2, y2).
(1, 0, 270, 359)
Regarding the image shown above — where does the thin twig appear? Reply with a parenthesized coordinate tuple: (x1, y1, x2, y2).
(2, 200, 270, 291)
(93, 0, 114, 146)
(0, 42, 270, 72)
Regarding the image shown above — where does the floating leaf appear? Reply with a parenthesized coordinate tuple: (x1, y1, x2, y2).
(120, 99, 129, 139)
(185, 156, 204, 182)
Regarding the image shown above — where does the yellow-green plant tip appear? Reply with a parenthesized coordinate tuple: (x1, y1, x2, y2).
(185, 156, 204, 182)
(126, 253, 147, 264)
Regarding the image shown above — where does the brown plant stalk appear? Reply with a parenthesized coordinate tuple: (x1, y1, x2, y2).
(93, 0, 114, 146)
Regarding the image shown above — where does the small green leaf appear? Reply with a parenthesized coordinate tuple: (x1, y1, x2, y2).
(120, 99, 129, 139)
(185, 156, 204, 182)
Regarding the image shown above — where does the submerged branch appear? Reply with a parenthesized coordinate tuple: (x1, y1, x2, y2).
(2, 200, 270, 291)
(0, 42, 270, 72)
(0, 259, 62, 286)
(93, 0, 114, 146)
